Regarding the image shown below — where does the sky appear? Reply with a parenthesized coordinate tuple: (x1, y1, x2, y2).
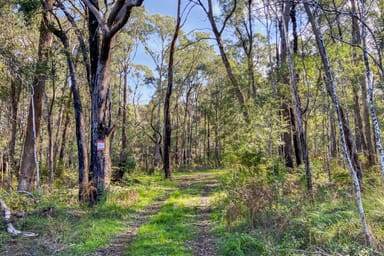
(130, 0, 212, 104)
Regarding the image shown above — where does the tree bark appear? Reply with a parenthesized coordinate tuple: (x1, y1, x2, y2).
(350, 0, 375, 165)
(84, 0, 144, 202)
(304, 2, 371, 246)
(281, 9, 312, 196)
(163, 0, 181, 179)
(8, 77, 21, 186)
(18, 0, 53, 191)
(359, 0, 384, 179)
(199, 0, 249, 123)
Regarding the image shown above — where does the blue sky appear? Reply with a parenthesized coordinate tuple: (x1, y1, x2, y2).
(131, 0, 211, 104)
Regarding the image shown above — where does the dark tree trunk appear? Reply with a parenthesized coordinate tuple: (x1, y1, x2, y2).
(163, 0, 181, 179)
(50, 24, 89, 201)
(59, 110, 71, 163)
(85, 0, 144, 203)
(8, 77, 21, 179)
(282, 103, 294, 169)
(118, 69, 128, 181)
(329, 106, 338, 158)
(43, 80, 55, 188)
(18, 0, 53, 191)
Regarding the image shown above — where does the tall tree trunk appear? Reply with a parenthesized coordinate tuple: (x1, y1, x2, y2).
(85, 0, 144, 202)
(199, 0, 249, 123)
(163, 0, 181, 179)
(59, 110, 71, 164)
(43, 85, 55, 189)
(50, 25, 89, 201)
(18, 0, 53, 191)
(329, 105, 338, 158)
(278, 2, 296, 169)
(8, 77, 21, 184)
(304, 3, 371, 246)
(359, 0, 384, 178)
(119, 70, 128, 180)
(350, 0, 374, 165)
(53, 77, 69, 177)
(281, 10, 312, 196)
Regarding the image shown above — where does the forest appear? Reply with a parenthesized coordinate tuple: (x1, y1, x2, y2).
(1, 0, 384, 255)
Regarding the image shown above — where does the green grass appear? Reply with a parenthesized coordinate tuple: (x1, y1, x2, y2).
(126, 169, 227, 256)
(0, 173, 179, 256)
(0, 169, 227, 256)
(209, 172, 384, 256)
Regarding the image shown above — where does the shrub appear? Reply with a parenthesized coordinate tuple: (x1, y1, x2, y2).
(220, 232, 266, 256)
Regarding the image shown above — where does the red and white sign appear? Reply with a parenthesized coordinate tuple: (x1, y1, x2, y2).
(96, 139, 105, 151)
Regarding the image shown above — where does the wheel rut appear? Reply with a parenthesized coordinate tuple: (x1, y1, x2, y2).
(94, 172, 221, 256)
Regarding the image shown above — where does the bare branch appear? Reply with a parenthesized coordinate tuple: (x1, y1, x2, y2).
(108, 0, 144, 38)
(81, 0, 110, 34)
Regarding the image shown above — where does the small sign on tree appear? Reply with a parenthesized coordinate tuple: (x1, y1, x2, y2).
(96, 139, 105, 151)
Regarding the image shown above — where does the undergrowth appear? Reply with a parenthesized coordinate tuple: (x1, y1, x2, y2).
(0, 173, 178, 256)
(211, 153, 384, 256)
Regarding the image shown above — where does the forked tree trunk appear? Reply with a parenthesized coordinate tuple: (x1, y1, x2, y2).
(304, 2, 371, 246)
(84, 0, 144, 202)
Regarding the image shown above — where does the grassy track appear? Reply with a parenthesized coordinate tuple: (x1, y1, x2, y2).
(0, 170, 226, 256)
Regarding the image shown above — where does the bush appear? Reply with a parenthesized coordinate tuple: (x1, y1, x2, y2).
(220, 232, 266, 256)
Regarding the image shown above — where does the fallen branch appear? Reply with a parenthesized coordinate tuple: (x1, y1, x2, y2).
(0, 199, 38, 238)
(16, 190, 39, 202)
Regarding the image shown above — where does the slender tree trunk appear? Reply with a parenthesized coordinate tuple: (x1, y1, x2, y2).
(359, 0, 384, 178)
(8, 77, 21, 184)
(304, 2, 371, 246)
(119, 69, 128, 180)
(18, 0, 53, 191)
(329, 105, 338, 158)
(163, 0, 181, 178)
(200, 0, 249, 123)
(278, 2, 296, 169)
(43, 87, 55, 189)
(281, 11, 312, 196)
(53, 77, 69, 175)
(50, 25, 89, 201)
(59, 110, 71, 164)
(350, 0, 373, 165)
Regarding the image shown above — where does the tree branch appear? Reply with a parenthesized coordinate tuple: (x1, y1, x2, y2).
(82, 0, 110, 34)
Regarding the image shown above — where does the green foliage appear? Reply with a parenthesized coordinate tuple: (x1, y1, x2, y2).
(220, 232, 266, 256)
(0, 173, 180, 255)
(17, 0, 40, 24)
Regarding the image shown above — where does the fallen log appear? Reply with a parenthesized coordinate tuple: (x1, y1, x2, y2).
(0, 199, 38, 237)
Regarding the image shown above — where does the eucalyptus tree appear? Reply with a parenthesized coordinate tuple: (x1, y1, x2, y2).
(0, 2, 38, 187)
(18, 0, 54, 192)
(48, 8, 90, 200)
(139, 13, 176, 169)
(304, 2, 371, 246)
(226, 0, 257, 99)
(77, 0, 144, 202)
(195, 0, 249, 123)
(280, 3, 312, 197)
(358, 0, 384, 179)
(163, 0, 182, 178)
